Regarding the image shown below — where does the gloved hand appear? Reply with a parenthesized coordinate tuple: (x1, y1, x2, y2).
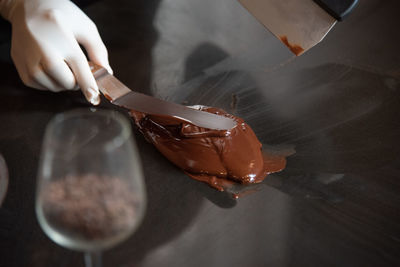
(0, 0, 112, 105)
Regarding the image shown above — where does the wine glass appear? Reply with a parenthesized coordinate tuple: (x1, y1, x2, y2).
(35, 109, 146, 267)
(0, 153, 8, 207)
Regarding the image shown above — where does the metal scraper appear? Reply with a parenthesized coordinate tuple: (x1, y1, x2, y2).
(89, 63, 237, 130)
(238, 0, 358, 55)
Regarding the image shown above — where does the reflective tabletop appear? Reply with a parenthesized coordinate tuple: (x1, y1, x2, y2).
(0, 0, 399, 266)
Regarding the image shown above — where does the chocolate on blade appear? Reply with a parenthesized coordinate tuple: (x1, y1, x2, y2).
(279, 35, 304, 56)
(130, 105, 287, 194)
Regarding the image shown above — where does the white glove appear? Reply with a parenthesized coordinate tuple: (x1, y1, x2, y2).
(0, 0, 113, 105)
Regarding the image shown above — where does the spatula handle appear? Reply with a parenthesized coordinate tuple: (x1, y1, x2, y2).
(313, 0, 358, 21)
(88, 61, 108, 80)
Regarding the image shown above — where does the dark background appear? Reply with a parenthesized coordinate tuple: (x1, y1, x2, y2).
(0, 0, 400, 266)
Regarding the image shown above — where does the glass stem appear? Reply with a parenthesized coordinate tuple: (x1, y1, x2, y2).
(84, 251, 102, 267)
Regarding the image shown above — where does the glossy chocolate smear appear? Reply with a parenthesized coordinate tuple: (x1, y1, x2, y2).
(130, 105, 286, 192)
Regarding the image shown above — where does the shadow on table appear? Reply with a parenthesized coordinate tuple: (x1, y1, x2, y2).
(101, 37, 238, 267)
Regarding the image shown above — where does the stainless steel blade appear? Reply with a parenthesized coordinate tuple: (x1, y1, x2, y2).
(91, 64, 237, 130)
(239, 0, 337, 55)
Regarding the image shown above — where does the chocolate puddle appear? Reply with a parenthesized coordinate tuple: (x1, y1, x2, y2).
(130, 105, 287, 195)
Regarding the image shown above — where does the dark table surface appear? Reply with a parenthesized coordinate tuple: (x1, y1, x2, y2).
(1, 0, 400, 266)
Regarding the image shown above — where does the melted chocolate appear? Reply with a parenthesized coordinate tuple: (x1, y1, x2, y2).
(280, 36, 304, 56)
(130, 106, 286, 192)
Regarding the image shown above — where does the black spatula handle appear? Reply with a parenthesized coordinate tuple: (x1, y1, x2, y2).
(313, 0, 358, 21)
